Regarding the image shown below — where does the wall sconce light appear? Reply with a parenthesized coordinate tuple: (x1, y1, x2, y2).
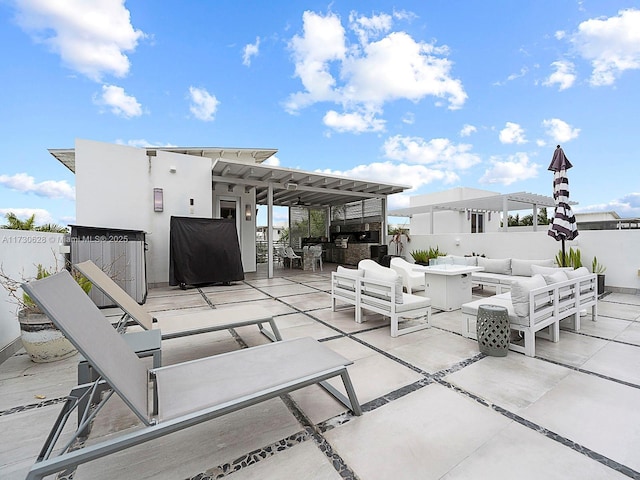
(466, 209, 470, 221)
(488, 211, 492, 221)
(189, 198, 194, 215)
(153, 188, 163, 212)
(169, 166, 177, 173)
(227, 184, 234, 193)
(455, 238, 460, 246)
(245, 204, 252, 221)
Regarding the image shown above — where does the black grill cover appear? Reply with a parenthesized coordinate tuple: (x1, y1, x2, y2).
(169, 216, 245, 286)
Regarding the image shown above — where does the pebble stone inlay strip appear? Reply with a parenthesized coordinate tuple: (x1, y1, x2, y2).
(537, 355, 640, 391)
(0, 396, 67, 416)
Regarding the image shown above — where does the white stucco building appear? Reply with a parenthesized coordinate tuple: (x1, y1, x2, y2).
(50, 139, 408, 285)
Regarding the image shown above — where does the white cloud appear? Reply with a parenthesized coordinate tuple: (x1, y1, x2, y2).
(570, 9, 640, 86)
(96, 84, 142, 118)
(323, 109, 385, 133)
(460, 124, 477, 137)
(188, 86, 220, 121)
(348, 11, 393, 44)
(0, 208, 57, 225)
(493, 67, 528, 86)
(401, 112, 415, 124)
(577, 192, 640, 217)
(383, 135, 481, 170)
(286, 11, 346, 111)
(14, 0, 145, 82)
(499, 122, 527, 144)
(263, 155, 280, 166)
(317, 161, 460, 192)
(479, 153, 540, 186)
(115, 139, 176, 148)
(243, 36, 260, 66)
(542, 118, 580, 143)
(543, 60, 576, 90)
(286, 10, 466, 132)
(0, 173, 75, 200)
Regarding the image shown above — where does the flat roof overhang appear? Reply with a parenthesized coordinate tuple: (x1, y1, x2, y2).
(211, 158, 409, 208)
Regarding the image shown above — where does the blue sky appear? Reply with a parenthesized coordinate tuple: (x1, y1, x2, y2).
(1, 0, 639, 228)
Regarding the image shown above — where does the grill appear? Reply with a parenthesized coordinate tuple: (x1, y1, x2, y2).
(335, 235, 350, 249)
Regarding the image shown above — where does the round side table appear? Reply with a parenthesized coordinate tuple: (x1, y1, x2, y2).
(476, 305, 510, 357)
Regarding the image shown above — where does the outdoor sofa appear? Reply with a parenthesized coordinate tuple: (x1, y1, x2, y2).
(331, 259, 431, 337)
(433, 255, 557, 293)
(460, 266, 598, 357)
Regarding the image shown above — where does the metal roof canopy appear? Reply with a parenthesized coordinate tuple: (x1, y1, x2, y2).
(211, 158, 408, 207)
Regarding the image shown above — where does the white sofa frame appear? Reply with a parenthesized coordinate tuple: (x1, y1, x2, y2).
(331, 270, 431, 337)
(461, 274, 598, 357)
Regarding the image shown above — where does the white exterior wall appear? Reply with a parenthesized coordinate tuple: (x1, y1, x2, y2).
(147, 151, 213, 284)
(0, 231, 65, 353)
(406, 229, 640, 292)
(76, 139, 151, 230)
(74, 140, 257, 286)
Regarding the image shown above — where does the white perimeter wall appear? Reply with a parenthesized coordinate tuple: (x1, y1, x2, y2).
(0, 231, 65, 351)
(405, 229, 640, 292)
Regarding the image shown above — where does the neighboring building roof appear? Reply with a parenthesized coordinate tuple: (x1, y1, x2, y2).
(389, 191, 568, 217)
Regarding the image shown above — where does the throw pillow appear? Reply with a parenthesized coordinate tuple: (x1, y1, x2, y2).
(542, 270, 568, 285)
(511, 258, 555, 277)
(361, 263, 404, 304)
(530, 265, 573, 276)
(335, 266, 362, 291)
(510, 274, 547, 317)
(477, 257, 511, 275)
(566, 267, 590, 279)
(336, 265, 362, 277)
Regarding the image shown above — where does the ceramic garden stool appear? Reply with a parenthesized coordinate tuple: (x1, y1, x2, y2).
(476, 304, 510, 357)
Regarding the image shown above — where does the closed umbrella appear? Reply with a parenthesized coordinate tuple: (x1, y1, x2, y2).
(548, 145, 578, 266)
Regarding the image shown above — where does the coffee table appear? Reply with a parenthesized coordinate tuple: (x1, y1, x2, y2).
(413, 264, 483, 311)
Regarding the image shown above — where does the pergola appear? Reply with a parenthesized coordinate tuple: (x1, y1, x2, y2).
(389, 191, 575, 233)
(210, 157, 409, 276)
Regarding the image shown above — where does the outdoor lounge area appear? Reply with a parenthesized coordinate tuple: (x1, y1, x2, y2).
(2, 261, 640, 479)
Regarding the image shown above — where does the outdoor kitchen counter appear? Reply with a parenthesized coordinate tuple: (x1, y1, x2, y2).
(325, 243, 377, 266)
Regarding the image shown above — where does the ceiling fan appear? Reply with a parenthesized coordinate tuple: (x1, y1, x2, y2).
(294, 196, 311, 207)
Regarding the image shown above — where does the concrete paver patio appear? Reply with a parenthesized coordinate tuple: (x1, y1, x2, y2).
(1, 263, 639, 479)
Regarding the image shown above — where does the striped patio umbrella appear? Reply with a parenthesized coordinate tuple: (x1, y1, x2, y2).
(548, 145, 578, 266)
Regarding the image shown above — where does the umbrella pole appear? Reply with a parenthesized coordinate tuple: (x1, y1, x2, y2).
(562, 239, 566, 267)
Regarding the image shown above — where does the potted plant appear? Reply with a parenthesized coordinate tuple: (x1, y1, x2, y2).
(592, 256, 606, 295)
(1, 261, 92, 363)
(410, 249, 430, 265)
(555, 247, 582, 268)
(410, 246, 447, 266)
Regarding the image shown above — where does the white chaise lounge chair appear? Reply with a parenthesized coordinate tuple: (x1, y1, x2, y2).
(22, 271, 362, 480)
